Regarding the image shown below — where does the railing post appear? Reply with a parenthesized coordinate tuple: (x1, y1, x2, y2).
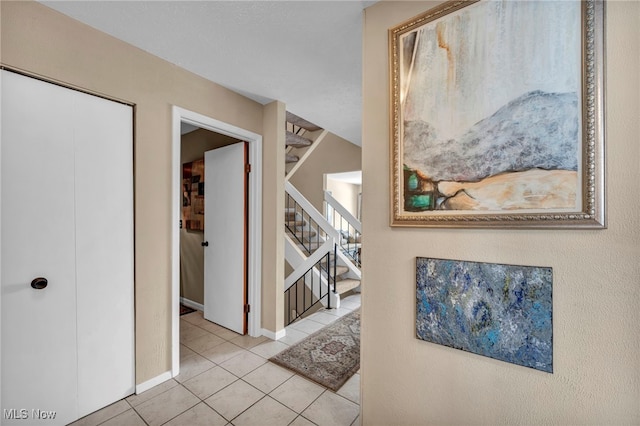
(326, 252, 331, 310)
(333, 243, 337, 295)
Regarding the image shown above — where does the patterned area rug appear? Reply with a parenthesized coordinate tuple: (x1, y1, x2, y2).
(270, 309, 360, 391)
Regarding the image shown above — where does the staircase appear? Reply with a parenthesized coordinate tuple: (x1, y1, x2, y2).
(285, 207, 361, 295)
(285, 112, 328, 178)
(325, 190, 361, 270)
(284, 181, 361, 325)
(282, 111, 361, 326)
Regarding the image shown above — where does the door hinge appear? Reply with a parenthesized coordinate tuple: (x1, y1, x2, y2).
(245, 163, 251, 173)
(244, 304, 250, 314)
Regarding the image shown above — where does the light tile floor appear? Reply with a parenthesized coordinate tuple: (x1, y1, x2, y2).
(72, 294, 361, 426)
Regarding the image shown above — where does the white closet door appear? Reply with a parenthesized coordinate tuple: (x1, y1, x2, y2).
(74, 90, 134, 417)
(1, 71, 79, 425)
(1, 70, 134, 424)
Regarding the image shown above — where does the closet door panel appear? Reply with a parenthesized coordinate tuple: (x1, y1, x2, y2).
(1, 70, 79, 425)
(73, 92, 135, 417)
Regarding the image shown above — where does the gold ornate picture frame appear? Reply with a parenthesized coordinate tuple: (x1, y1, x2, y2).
(389, 0, 605, 228)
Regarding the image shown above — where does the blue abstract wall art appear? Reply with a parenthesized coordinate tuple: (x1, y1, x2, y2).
(416, 257, 553, 373)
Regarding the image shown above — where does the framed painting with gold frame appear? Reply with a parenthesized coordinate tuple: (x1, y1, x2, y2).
(389, 0, 605, 228)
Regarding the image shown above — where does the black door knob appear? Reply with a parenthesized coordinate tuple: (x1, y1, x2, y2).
(201, 241, 209, 247)
(31, 277, 48, 290)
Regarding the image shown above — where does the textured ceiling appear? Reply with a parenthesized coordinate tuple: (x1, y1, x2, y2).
(41, 1, 373, 146)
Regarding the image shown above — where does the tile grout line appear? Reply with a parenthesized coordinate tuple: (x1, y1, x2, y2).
(216, 355, 268, 379)
(289, 387, 328, 420)
(126, 398, 151, 426)
(199, 374, 273, 424)
(227, 394, 295, 426)
(182, 342, 243, 365)
(90, 400, 133, 426)
(225, 394, 269, 425)
(155, 383, 201, 426)
(178, 366, 242, 424)
(289, 414, 319, 426)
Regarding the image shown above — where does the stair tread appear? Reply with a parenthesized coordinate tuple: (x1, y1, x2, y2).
(335, 265, 349, 275)
(291, 231, 317, 237)
(286, 154, 299, 163)
(286, 111, 322, 131)
(285, 220, 306, 227)
(285, 226, 315, 234)
(284, 208, 299, 218)
(300, 241, 322, 247)
(335, 278, 361, 295)
(286, 131, 313, 148)
(287, 231, 318, 241)
(291, 241, 322, 254)
(319, 263, 349, 276)
(284, 213, 300, 221)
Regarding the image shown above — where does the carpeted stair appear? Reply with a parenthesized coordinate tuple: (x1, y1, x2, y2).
(285, 111, 328, 177)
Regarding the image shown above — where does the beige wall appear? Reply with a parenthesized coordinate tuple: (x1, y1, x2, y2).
(361, 1, 640, 424)
(326, 178, 361, 219)
(1, 1, 283, 385)
(289, 133, 362, 212)
(180, 129, 240, 305)
(261, 101, 286, 334)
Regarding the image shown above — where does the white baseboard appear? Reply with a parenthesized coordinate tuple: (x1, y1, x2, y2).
(136, 371, 172, 394)
(262, 328, 286, 341)
(180, 297, 204, 312)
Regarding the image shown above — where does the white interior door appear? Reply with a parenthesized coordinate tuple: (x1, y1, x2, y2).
(73, 84, 135, 417)
(203, 142, 247, 334)
(1, 70, 79, 426)
(1, 70, 134, 424)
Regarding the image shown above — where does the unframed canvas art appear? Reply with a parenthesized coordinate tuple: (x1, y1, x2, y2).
(416, 257, 553, 373)
(182, 158, 205, 231)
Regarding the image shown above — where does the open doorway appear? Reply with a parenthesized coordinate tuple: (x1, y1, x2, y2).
(179, 125, 240, 312)
(323, 170, 362, 280)
(171, 107, 263, 377)
(324, 171, 362, 222)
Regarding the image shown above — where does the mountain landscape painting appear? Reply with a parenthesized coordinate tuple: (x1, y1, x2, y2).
(397, 0, 582, 214)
